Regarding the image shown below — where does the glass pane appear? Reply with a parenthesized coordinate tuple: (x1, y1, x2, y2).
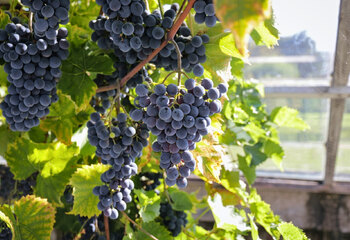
(335, 99, 350, 180)
(257, 98, 329, 179)
(244, 0, 340, 86)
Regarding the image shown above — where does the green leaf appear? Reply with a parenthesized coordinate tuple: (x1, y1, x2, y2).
(244, 143, 267, 166)
(69, 164, 110, 217)
(249, 214, 261, 240)
(278, 222, 309, 240)
(169, 191, 193, 211)
(58, 43, 113, 109)
(35, 157, 78, 205)
(231, 57, 245, 80)
(208, 193, 249, 232)
(270, 107, 310, 130)
(40, 92, 91, 145)
(263, 139, 284, 170)
(250, 17, 279, 47)
(14, 195, 56, 240)
(0, 125, 20, 157)
(134, 221, 172, 240)
(0, 209, 15, 240)
(0, 205, 19, 240)
(220, 168, 240, 193)
(238, 154, 256, 185)
(249, 189, 280, 238)
(6, 138, 80, 204)
(214, 0, 272, 55)
(140, 199, 160, 223)
(6, 138, 46, 179)
(134, 190, 160, 223)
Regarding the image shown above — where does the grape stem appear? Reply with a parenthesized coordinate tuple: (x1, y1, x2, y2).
(96, 0, 197, 93)
(170, 39, 182, 87)
(122, 212, 158, 240)
(29, 12, 33, 33)
(157, 0, 164, 18)
(104, 215, 110, 240)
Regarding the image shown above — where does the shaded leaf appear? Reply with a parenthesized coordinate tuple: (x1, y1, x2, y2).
(134, 189, 160, 223)
(69, 164, 110, 217)
(58, 43, 113, 109)
(169, 191, 193, 211)
(244, 143, 267, 166)
(0, 125, 20, 156)
(238, 154, 256, 185)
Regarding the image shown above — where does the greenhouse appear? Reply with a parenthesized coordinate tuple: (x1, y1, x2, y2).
(0, 0, 349, 239)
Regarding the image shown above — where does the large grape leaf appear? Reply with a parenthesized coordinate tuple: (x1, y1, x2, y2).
(6, 138, 80, 205)
(69, 164, 110, 217)
(238, 154, 256, 185)
(58, 43, 114, 110)
(208, 193, 249, 232)
(40, 92, 92, 145)
(214, 0, 271, 55)
(13, 195, 56, 240)
(134, 221, 172, 240)
(6, 138, 48, 179)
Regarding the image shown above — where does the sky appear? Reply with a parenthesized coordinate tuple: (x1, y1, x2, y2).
(272, 0, 341, 53)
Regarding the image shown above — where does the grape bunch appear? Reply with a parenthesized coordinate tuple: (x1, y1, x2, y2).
(21, 0, 70, 35)
(159, 202, 188, 237)
(0, 222, 12, 240)
(0, 165, 37, 200)
(152, 32, 209, 77)
(88, 112, 149, 219)
(136, 172, 163, 191)
(90, 1, 208, 77)
(131, 79, 227, 188)
(0, 8, 69, 131)
(193, 0, 219, 27)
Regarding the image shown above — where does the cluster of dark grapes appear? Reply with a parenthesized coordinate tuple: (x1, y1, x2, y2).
(0, 3, 69, 131)
(130, 79, 227, 187)
(89, 1, 208, 77)
(88, 112, 149, 219)
(21, 0, 70, 35)
(136, 172, 163, 191)
(0, 222, 12, 240)
(0, 165, 37, 201)
(159, 202, 188, 237)
(153, 33, 209, 76)
(193, 0, 218, 27)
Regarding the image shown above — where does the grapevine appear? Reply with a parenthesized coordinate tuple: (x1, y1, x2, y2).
(0, 0, 310, 240)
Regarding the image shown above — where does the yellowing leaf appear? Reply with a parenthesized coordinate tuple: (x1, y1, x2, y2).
(214, 0, 272, 55)
(69, 164, 110, 217)
(14, 195, 56, 240)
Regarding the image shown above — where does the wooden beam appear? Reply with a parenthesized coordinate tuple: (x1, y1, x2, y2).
(324, 0, 350, 186)
(265, 86, 350, 98)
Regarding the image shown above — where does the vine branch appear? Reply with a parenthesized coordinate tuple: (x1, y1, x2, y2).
(104, 215, 110, 240)
(122, 212, 158, 240)
(96, 0, 196, 93)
